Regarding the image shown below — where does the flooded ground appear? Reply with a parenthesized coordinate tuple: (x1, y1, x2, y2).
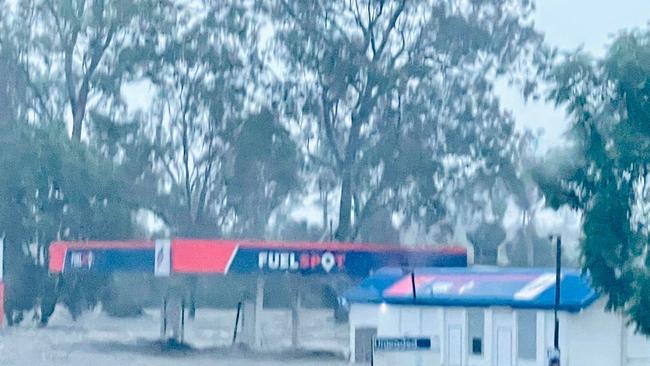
(0, 306, 349, 366)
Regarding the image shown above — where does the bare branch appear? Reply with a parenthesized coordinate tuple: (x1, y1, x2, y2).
(195, 137, 217, 223)
(351, 185, 382, 241)
(369, 2, 377, 54)
(308, 153, 337, 171)
(64, 33, 79, 116)
(318, 83, 344, 165)
(75, 0, 87, 21)
(44, 0, 66, 46)
(158, 148, 180, 185)
(281, 0, 348, 50)
(352, 0, 370, 49)
(19, 64, 54, 123)
(45, 0, 81, 116)
(352, 191, 361, 229)
(367, 0, 385, 54)
(86, 22, 116, 78)
(375, 0, 405, 60)
(389, 28, 407, 68)
(180, 67, 194, 221)
(159, 98, 180, 183)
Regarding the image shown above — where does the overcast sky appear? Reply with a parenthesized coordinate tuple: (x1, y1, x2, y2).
(502, 0, 650, 151)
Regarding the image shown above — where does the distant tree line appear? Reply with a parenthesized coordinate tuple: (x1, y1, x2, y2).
(0, 0, 563, 324)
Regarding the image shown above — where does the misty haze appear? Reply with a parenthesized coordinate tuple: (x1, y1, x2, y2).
(1, 1, 650, 365)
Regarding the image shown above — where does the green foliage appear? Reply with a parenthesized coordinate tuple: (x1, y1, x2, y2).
(93, 1, 302, 239)
(0, 39, 24, 127)
(0, 0, 556, 321)
(0, 28, 135, 320)
(14, 0, 173, 139)
(0, 122, 133, 242)
(270, 0, 547, 241)
(536, 30, 650, 335)
(0, 119, 136, 322)
(227, 108, 300, 237)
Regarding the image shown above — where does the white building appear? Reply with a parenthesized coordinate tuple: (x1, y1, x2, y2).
(344, 267, 650, 366)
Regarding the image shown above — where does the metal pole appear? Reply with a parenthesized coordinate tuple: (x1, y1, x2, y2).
(553, 235, 561, 350)
(411, 271, 417, 301)
(232, 301, 242, 345)
(161, 297, 167, 340)
(291, 286, 301, 349)
(254, 276, 264, 349)
(180, 298, 186, 344)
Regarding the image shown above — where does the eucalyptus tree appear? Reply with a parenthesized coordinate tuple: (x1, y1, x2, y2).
(268, 0, 547, 241)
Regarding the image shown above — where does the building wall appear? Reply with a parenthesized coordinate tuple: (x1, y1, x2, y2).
(564, 299, 650, 366)
(626, 323, 650, 366)
(350, 301, 650, 365)
(349, 304, 379, 362)
(564, 299, 622, 366)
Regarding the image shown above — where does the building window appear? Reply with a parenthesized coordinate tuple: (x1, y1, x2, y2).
(517, 311, 537, 360)
(467, 309, 484, 356)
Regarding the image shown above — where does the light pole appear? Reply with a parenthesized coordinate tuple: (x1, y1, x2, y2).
(548, 234, 562, 366)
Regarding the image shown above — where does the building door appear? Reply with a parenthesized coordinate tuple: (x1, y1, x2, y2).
(447, 325, 462, 366)
(354, 327, 377, 363)
(496, 327, 513, 366)
(492, 309, 514, 366)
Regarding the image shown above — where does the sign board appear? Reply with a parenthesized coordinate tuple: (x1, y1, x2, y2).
(69, 250, 94, 270)
(372, 336, 441, 366)
(62, 249, 153, 273)
(256, 250, 345, 273)
(155, 239, 171, 277)
(171, 239, 467, 276)
(49, 239, 467, 276)
(374, 337, 434, 351)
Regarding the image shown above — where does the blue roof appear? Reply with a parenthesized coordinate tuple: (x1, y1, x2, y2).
(343, 267, 599, 313)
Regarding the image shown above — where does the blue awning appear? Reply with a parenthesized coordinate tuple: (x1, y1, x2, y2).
(344, 267, 599, 313)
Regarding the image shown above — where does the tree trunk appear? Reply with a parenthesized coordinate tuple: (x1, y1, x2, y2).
(70, 70, 92, 142)
(334, 117, 363, 241)
(71, 99, 87, 141)
(321, 186, 328, 233)
(335, 165, 353, 241)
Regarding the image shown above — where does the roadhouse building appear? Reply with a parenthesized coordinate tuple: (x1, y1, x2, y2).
(344, 267, 650, 366)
